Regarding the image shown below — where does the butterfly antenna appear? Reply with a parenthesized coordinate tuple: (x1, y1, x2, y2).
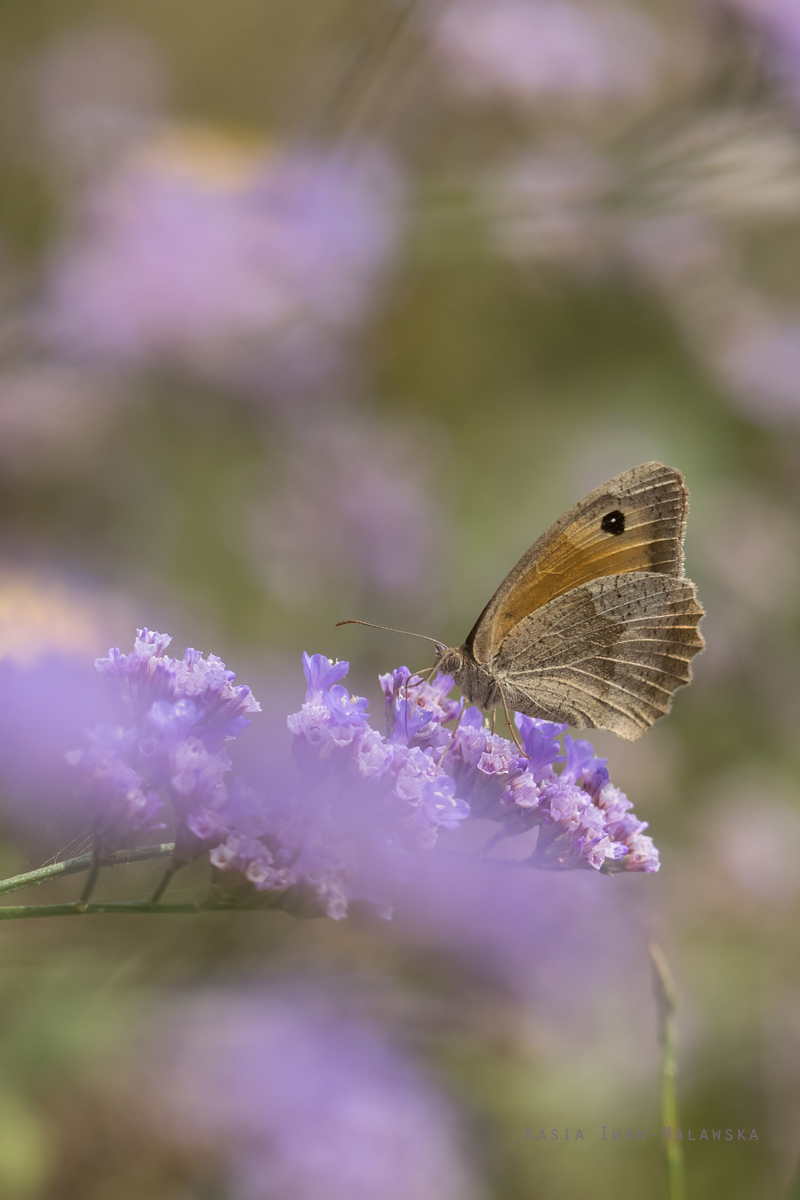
(336, 620, 443, 647)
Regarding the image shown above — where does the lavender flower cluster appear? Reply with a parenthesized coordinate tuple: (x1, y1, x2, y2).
(67, 629, 260, 857)
(288, 655, 659, 876)
(68, 635, 658, 921)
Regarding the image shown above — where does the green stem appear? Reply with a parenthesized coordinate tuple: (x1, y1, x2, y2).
(79, 856, 101, 903)
(650, 942, 685, 1200)
(0, 899, 208, 920)
(150, 863, 179, 905)
(0, 844, 176, 898)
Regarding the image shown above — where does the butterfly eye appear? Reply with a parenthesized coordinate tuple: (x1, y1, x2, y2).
(601, 509, 626, 535)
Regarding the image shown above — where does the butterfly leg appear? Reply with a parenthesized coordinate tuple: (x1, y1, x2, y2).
(499, 687, 527, 757)
(490, 709, 495, 734)
(402, 676, 411, 740)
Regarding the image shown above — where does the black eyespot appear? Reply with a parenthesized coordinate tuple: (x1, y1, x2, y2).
(601, 509, 625, 536)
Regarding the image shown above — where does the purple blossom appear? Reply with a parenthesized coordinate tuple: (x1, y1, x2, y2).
(516, 712, 566, 781)
(429, 0, 662, 105)
(0, 653, 118, 843)
(560, 733, 607, 785)
(250, 654, 658, 902)
(725, 0, 800, 107)
(66, 638, 659, 915)
(251, 419, 444, 607)
(154, 989, 480, 1200)
(38, 136, 403, 379)
(420, 777, 470, 832)
(714, 313, 800, 423)
(95, 628, 260, 744)
(302, 651, 350, 695)
(69, 630, 259, 855)
(65, 723, 164, 849)
(332, 655, 655, 877)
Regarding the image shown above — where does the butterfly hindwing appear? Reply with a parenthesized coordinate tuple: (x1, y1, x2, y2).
(466, 462, 690, 664)
(492, 571, 705, 741)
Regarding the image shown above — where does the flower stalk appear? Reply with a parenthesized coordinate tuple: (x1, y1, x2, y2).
(0, 843, 176, 898)
(650, 941, 685, 1200)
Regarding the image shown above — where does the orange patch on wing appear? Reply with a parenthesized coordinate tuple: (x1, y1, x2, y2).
(493, 512, 669, 644)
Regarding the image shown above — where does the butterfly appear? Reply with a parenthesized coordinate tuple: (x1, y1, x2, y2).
(341, 462, 704, 742)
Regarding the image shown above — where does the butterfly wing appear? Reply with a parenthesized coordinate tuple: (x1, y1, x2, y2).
(466, 462, 690, 665)
(492, 571, 705, 741)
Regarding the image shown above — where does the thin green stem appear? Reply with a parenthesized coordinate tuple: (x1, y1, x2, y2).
(0, 900, 208, 920)
(79, 856, 101, 903)
(650, 942, 685, 1200)
(150, 863, 179, 905)
(785, 1159, 800, 1199)
(0, 844, 176, 898)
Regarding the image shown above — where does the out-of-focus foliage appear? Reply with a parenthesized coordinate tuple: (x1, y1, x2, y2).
(0, 1, 798, 1196)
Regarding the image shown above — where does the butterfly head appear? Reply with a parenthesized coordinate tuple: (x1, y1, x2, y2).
(435, 645, 465, 677)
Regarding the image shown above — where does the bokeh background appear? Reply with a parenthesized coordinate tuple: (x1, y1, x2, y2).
(0, 0, 798, 1196)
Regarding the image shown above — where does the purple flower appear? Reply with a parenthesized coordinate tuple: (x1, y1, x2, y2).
(516, 713, 566, 781)
(302, 652, 350, 696)
(381, 666, 461, 744)
(66, 640, 660, 914)
(154, 989, 480, 1200)
(280, 653, 659, 888)
(204, 780, 354, 921)
(560, 733, 607, 785)
(251, 418, 444, 607)
(69, 630, 259, 855)
(324, 684, 371, 730)
(714, 313, 800, 424)
(146, 697, 203, 741)
(725, 0, 800, 107)
(429, 0, 662, 105)
(38, 135, 403, 380)
(95, 630, 260, 743)
(420, 777, 470, 832)
(66, 723, 164, 849)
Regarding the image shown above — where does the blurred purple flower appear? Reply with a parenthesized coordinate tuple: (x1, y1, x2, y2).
(702, 488, 800, 616)
(38, 133, 403, 378)
(726, 0, 800, 105)
(429, 0, 661, 105)
(68, 629, 259, 855)
(155, 989, 480, 1200)
(714, 313, 800, 422)
(0, 653, 115, 848)
(395, 850, 656, 1078)
(251, 418, 444, 608)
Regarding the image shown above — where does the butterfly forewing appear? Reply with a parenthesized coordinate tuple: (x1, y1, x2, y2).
(467, 463, 689, 663)
(492, 572, 705, 741)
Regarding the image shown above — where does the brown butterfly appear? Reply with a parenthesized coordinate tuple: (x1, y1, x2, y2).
(342, 462, 704, 742)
